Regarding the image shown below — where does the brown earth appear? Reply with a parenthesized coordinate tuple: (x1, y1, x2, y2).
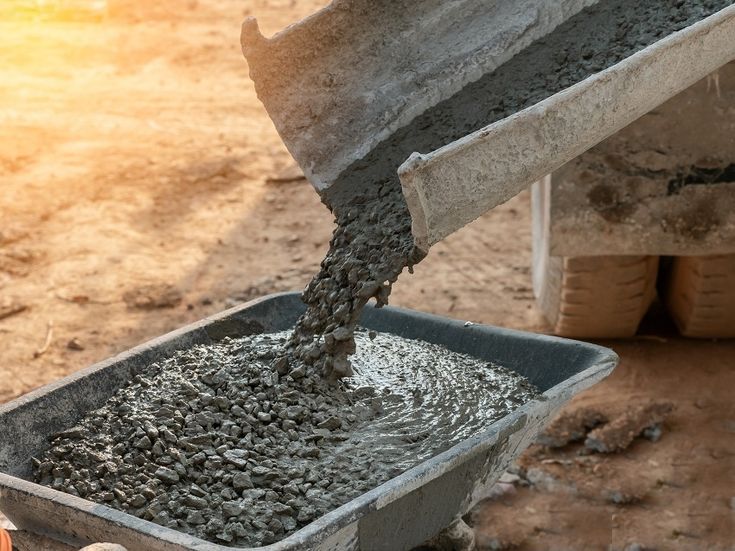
(0, 1, 733, 550)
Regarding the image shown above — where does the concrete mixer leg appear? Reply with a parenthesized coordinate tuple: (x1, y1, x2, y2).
(663, 254, 735, 338)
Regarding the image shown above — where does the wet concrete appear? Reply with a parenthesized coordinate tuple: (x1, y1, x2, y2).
(286, 0, 732, 379)
(33, 330, 538, 547)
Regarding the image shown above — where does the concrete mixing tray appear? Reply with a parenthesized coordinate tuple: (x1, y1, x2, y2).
(0, 293, 617, 550)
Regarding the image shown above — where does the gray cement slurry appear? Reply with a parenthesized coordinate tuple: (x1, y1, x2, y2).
(286, 0, 733, 379)
(33, 330, 539, 548)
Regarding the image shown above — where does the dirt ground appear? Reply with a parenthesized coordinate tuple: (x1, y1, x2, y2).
(0, 1, 733, 550)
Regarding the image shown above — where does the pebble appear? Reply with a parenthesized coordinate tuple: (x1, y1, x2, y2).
(129, 494, 146, 508)
(222, 450, 248, 468)
(67, 338, 85, 351)
(222, 501, 245, 517)
(154, 467, 180, 484)
(55, 426, 85, 439)
(524, 468, 559, 492)
(232, 472, 254, 490)
(185, 495, 208, 509)
(133, 436, 152, 450)
(642, 424, 662, 442)
(289, 365, 306, 379)
(186, 511, 206, 525)
(317, 416, 342, 431)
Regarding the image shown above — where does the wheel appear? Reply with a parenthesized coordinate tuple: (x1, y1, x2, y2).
(663, 255, 735, 338)
(532, 178, 659, 339)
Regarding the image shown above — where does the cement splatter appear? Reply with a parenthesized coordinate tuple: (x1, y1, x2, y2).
(33, 329, 539, 547)
(285, 0, 733, 379)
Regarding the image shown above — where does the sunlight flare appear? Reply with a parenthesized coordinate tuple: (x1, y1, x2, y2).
(1, 0, 108, 20)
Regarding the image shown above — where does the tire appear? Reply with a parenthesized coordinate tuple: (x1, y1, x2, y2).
(663, 255, 735, 338)
(532, 178, 659, 338)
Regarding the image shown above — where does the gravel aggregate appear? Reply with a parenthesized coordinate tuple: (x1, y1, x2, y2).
(34, 329, 539, 547)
